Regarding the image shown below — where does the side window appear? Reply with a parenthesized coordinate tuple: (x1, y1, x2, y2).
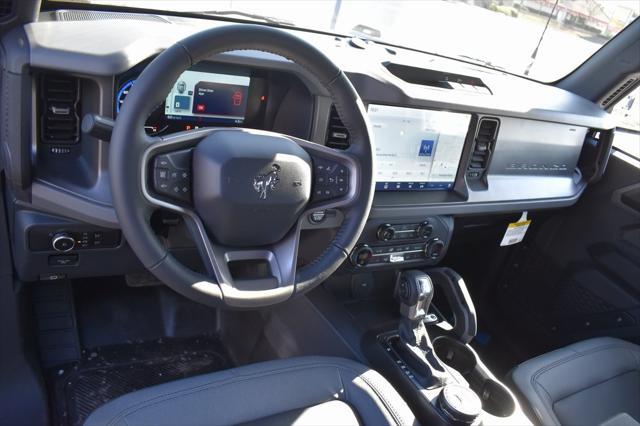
(610, 86, 640, 159)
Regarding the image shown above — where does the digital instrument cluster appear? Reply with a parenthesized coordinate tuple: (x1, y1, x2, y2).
(115, 63, 267, 136)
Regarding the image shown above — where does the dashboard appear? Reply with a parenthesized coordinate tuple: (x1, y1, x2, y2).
(1, 11, 614, 280)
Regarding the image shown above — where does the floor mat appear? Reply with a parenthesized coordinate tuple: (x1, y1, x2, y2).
(48, 335, 232, 426)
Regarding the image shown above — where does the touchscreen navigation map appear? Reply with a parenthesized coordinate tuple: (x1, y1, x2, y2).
(368, 104, 471, 191)
(165, 70, 250, 125)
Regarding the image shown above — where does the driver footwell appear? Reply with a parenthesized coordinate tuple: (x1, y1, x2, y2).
(37, 277, 233, 426)
(47, 335, 232, 426)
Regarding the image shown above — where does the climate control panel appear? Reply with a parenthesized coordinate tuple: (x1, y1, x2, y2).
(349, 216, 453, 269)
(376, 221, 433, 241)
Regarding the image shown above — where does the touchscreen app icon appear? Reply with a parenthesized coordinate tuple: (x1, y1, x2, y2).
(419, 140, 434, 157)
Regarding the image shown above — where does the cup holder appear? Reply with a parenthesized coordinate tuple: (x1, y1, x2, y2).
(480, 379, 516, 417)
(433, 336, 516, 418)
(433, 336, 476, 375)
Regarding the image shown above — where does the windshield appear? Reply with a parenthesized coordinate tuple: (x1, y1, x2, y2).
(50, 0, 639, 82)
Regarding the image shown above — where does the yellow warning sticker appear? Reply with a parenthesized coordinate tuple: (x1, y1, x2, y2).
(500, 212, 531, 246)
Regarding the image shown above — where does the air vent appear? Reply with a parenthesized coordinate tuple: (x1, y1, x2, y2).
(325, 106, 350, 149)
(0, 0, 13, 21)
(40, 74, 81, 145)
(54, 10, 170, 23)
(600, 76, 638, 107)
(577, 128, 614, 183)
(467, 118, 499, 179)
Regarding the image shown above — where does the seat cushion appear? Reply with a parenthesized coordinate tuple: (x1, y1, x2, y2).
(84, 356, 417, 426)
(510, 337, 640, 426)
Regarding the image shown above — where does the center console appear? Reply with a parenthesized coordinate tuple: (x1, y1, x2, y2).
(363, 268, 531, 426)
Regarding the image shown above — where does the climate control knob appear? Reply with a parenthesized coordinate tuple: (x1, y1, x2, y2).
(52, 232, 75, 252)
(350, 245, 374, 267)
(425, 238, 445, 260)
(377, 224, 395, 241)
(416, 221, 433, 239)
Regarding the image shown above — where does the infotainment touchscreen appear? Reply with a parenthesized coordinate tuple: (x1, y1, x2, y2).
(368, 104, 472, 191)
(165, 70, 250, 125)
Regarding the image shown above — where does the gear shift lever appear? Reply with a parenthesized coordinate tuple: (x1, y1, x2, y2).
(397, 270, 434, 324)
(395, 270, 448, 387)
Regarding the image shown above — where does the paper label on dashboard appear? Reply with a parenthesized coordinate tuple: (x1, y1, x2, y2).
(500, 212, 531, 246)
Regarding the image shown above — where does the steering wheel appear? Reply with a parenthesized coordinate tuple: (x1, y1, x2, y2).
(110, 24, 374, 308)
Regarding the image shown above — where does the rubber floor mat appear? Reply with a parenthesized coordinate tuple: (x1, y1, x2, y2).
(48, 335, 232, 426)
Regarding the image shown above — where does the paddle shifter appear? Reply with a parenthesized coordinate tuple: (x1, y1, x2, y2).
(394, 270, 448, 387)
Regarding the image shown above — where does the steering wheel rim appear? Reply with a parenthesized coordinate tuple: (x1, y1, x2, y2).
(110, 24, 374, 308)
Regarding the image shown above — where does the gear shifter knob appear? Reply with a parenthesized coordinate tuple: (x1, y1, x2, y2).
(395, 270, 448, 387)
(396, 270, 434, 322)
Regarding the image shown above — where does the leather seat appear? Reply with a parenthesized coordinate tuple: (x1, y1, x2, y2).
(84, 356, 417, 426)
(510, 337, 640, 426)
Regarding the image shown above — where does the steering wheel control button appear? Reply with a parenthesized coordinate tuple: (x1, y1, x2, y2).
(311, 157, 349, 202)
(52, 233, 75, 252)
(152, 149, 192, 203)
(309, 210, 327, 224)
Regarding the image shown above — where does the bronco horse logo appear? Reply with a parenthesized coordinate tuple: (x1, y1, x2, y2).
(253, 164, 281, 200)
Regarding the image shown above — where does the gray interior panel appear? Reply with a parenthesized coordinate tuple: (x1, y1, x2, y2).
(0, 10, 618, 279)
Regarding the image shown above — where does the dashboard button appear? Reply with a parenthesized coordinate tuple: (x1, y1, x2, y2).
(417, 221, 433, 239)
(49, 254, 78, 266)
(52, 233, 75, 252)
(350, 245, 373, 267)
(39, 273, 67, 281)
(425, 238, 445, 260)
(377, 224, 395, 241)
